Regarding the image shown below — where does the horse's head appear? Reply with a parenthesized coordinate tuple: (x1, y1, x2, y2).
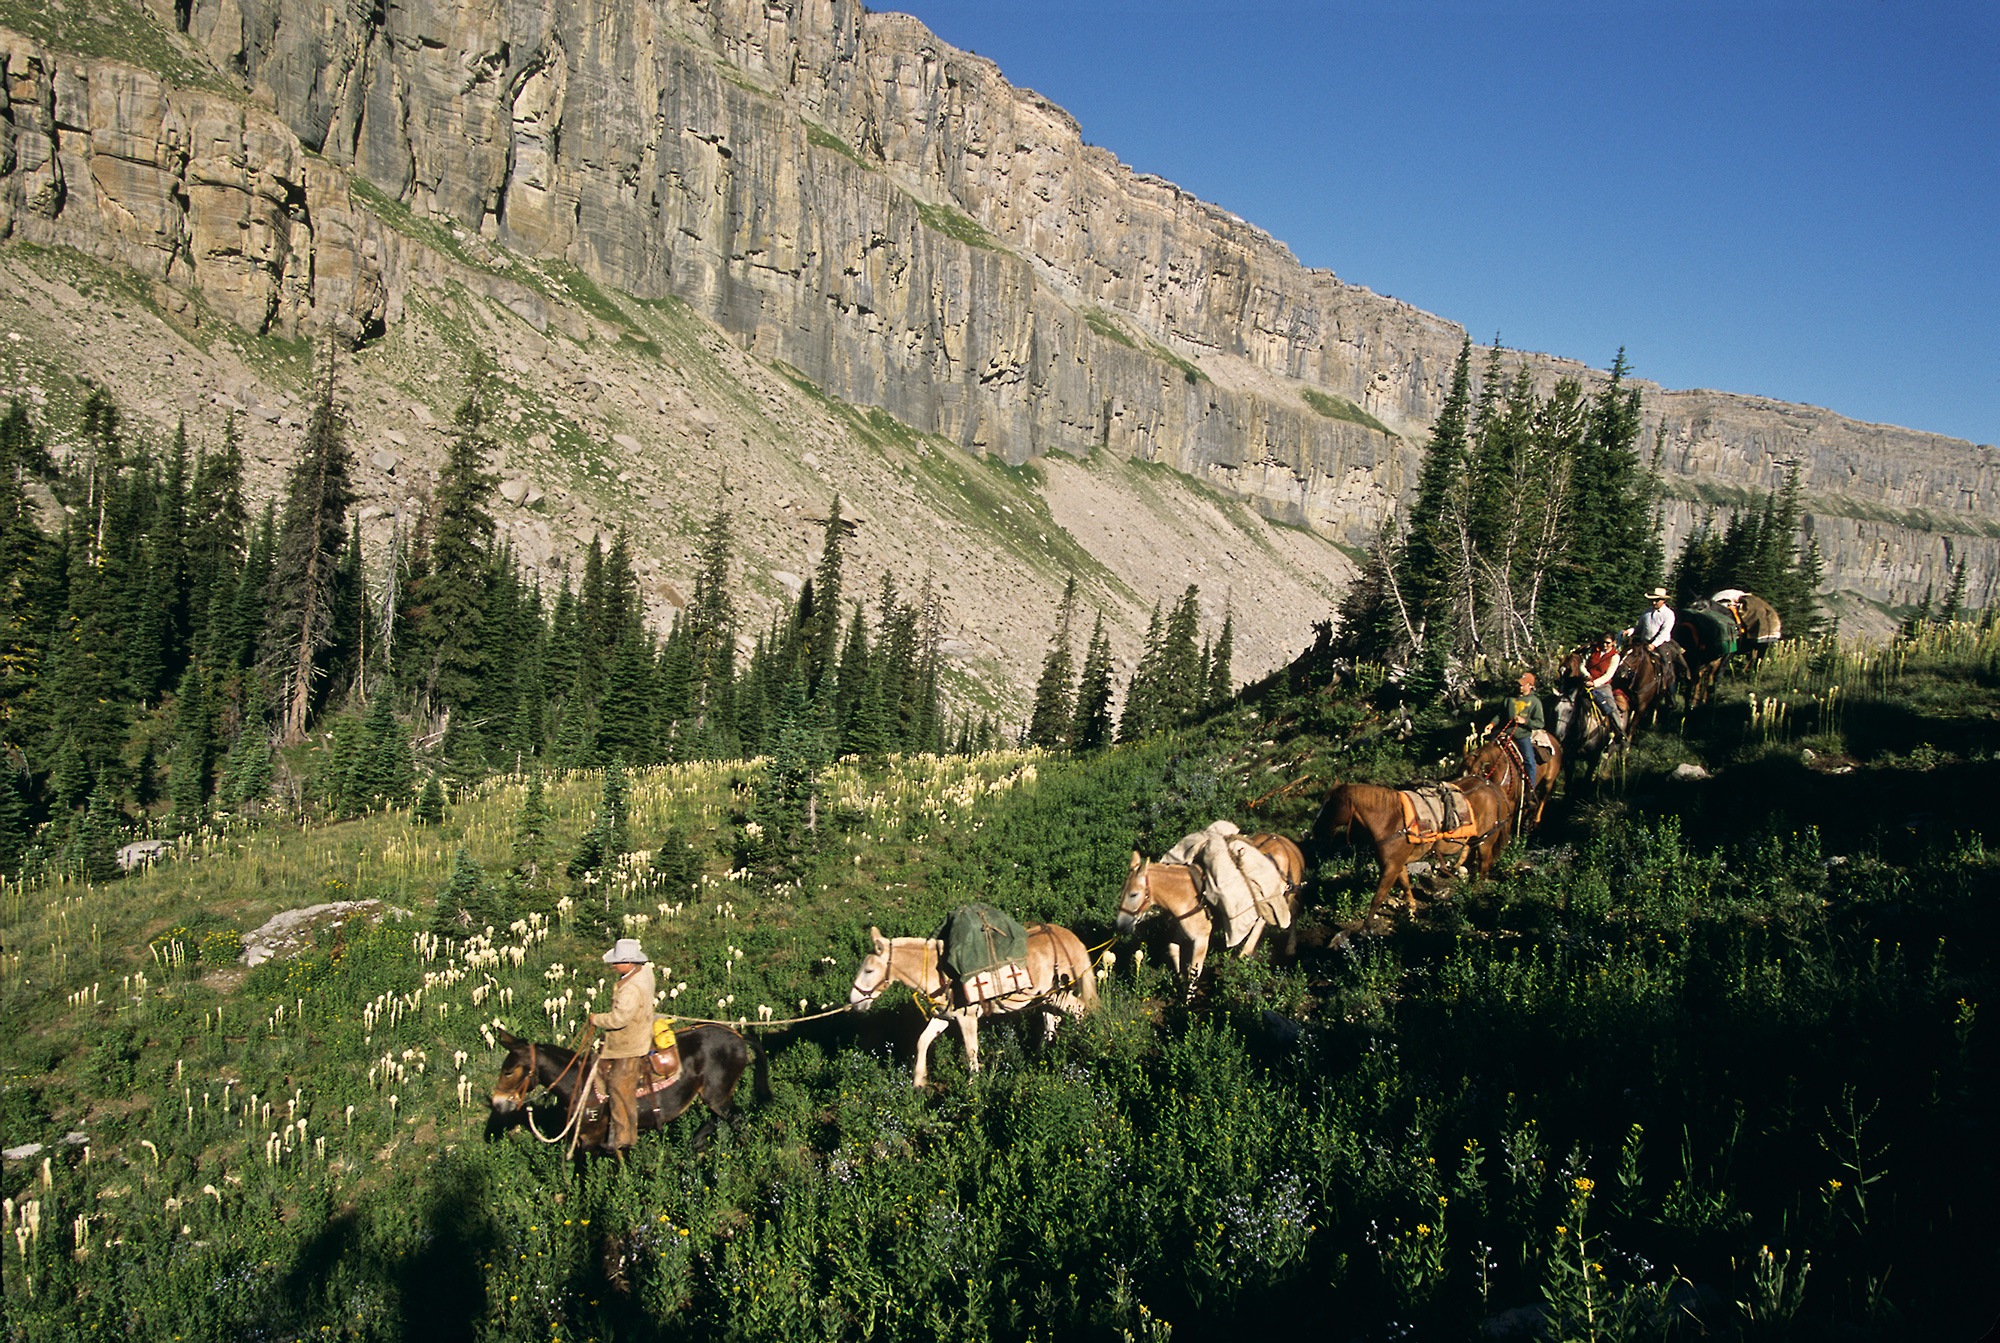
(489, 1029, 537, 1114)
(1116, 852, 1154, 936)
(847, 927, 894, 1011)
(1463, 741, 1517, 791)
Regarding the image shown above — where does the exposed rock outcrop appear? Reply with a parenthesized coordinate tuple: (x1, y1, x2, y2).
(0, 0, 1991, 654)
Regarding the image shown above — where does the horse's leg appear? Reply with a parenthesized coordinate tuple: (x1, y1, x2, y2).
(958, 1011, 981, 1076)
(912, 1016, 952, 1089)
(1236, 919, 1265, 960)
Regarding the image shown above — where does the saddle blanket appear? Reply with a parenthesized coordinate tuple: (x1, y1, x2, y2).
(958, 960, 1032, 1006)
(1399, 784, 1478, 843)
(1530, 728, 1556, 761)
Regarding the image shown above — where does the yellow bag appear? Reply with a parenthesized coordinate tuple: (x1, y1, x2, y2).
(651, 1016, 677, 1052)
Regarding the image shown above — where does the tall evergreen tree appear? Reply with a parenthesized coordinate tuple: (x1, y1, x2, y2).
(262, 364, 357, 741)
(406, 378, 499, 720)
(1072, 612, 1116, 753)
(1118, 602, 1166, 744)
(806, 498, 846, 697)
(1206, 610, 1234, 710)
(1396, 336, 1475, 644)
(1026, 576, 1079, 751)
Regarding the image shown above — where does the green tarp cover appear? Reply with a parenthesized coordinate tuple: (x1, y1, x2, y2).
(939, 903, 1029, 979)
(1686, 608, 1737, 655)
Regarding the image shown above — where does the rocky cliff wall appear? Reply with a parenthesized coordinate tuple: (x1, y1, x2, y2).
(2, 0, 1992, 624)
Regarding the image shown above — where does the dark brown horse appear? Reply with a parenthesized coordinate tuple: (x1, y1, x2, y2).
(489, 1025, 768, 1154)
(1672, 607, 1736, 709)
(1308, 777, 1512, 916)
(1464, 735, 1561, 833)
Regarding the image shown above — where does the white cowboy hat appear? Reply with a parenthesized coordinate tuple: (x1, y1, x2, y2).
(603, 938, 649, 964)
(1645, 587, 1669, 601)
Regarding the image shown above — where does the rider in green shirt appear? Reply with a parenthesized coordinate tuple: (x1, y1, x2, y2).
(1485, 670, 1545, 797)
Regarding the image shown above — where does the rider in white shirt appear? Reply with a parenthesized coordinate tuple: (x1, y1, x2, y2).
(1622, 587, 1684, 696)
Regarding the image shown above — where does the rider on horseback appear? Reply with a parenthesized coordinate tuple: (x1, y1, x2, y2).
(1484, 670, 1544, 799)
(588, 937, 657, 1156)
(1583, 632, 1625, 737)
(1623, 587, 1685, 698)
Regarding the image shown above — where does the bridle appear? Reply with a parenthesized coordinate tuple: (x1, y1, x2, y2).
(1119, 860, 1206, 926)
(495, 1040, 587, 1110)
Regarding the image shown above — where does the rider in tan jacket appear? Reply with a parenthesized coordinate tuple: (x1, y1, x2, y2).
(589, 938, 656, 1153)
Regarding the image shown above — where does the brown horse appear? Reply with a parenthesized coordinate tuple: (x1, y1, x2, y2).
(1672, 607, 1736, 709)
(1465, 735, 1561, 833)
(488, 1024, 768, 1154)
(1308, 777, 1512, 916)
(1612, 639, 1671, 732)
(847, 923, 1097, 1088)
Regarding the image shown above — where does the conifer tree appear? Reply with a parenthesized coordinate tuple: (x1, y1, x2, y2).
(1556, 349, 1653, 638)
(511, 772, 552, 884)
(432, 847, 493, 936)
(1026, 576, 1079, 751)
(1072, 612, 1116, 752)
(1118, 603, 1166, 743)
(1397, 336, 1475, 642)
(262, 364, 357, 741)
(568, 760, 631, 877)
(166, 661, 214, 834)
(1156, 585, 1205, 726)
(1206, 610, 1234, 710)
(0, 400, 50, 747)
(415, 773, 446, 826)
(804, 499, 847, 699)
(686, 500, 739, 756)
(411, 377, 499, 718)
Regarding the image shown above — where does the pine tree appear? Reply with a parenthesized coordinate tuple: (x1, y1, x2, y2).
(415, 773, 446, 826)
(1026, 576, 1079, 751)
(1396, 336, 1475, 643)
(806, 498, 846, 697)
(568, 760, 631, 878)
(1156, 585, 1204, 726)
(166, 661, 214, 835)
(1558, 349, 1654, 639)
(77, 782, 121, 883)
(511, 772, 552, 884)
(1206, 610, 1234, 710)
(188, 414, 249, 661)
(686, 499, 739, 754)
(411, 377, 499, 717)
(262, 362, 357, 742)
(432, 846, 492, 936)
(1118, 603, 1165, 743)
(1071, 612, 1116, 752)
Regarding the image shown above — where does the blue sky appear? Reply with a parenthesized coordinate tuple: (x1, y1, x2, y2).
(889, 1, 1999, 447)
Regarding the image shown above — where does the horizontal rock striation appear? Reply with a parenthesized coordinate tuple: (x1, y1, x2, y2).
(1, 0, 1992, 622)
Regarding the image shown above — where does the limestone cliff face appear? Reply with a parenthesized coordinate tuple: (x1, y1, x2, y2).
(1, 0, 1992, 626)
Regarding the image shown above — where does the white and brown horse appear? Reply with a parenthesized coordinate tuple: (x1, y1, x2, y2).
(1115, 832, 1304, 990)
(847, 923, 1097, 1088)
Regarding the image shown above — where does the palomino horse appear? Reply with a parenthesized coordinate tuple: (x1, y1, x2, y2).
(1309, 777, 1512, 916)
(1116, 832, 1304, 990)
(1464, 735, 1561, 833)
(848, 923, 1097, 1088)
(488, 1025, 768, 1153)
